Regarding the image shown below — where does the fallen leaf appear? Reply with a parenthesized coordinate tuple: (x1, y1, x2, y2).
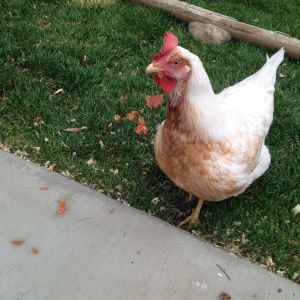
(31, 247, 39, 254)
(135, 117, 149, 135)
(56, 200, 66, 215)
(146, 94, 163, 108)
(220, 292, 232, 300)
(53, 88, 64, 95)
(40, 185, 49, 191)
(15, 150, 28, 158)
(11, 239, 25, 246)
(64, 126, 88, 133)
(48, 163, 55, 172)
(114, 114, 122, 122)
(34, 116, 44, 126)
(126, 111, 139, 121)
(279, 73, 287, 78)
(108, 122, 113, 129)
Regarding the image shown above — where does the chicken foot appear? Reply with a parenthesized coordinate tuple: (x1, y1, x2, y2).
(177, 198, 204, 227)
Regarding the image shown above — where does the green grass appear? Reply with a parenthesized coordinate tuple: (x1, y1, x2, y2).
(0, 0, 299, 282)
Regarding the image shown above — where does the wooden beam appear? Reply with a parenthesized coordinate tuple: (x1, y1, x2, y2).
(132, 0, 300, 59)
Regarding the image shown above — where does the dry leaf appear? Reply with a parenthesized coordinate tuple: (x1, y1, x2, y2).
(11, 239, 25, 246)
(126, 111, 139, 121)
(31, 247, 39, 254)
(40, 185, 49, 191)
(56, 200, 66, 215)
(114, 114, 122, 122)
(64, 126, 88, 133)
(53, 88, 64, 95)
(220, 292, 232, 300)
(108, 122, 113, 129)
(48, 163, 55, 172)
(135, 117, 149, 135)
(15, 150, 28, 158)
(146, 94, 163, 108)
(34, 116, 44, 126)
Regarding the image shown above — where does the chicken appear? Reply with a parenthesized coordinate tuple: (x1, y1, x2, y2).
(146, 32, 284, 227)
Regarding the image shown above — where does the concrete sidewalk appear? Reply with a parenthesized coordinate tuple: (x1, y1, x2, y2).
(0, 150, 299, 300)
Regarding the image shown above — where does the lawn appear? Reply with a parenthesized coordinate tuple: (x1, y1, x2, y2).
(0, 0, 299, 282)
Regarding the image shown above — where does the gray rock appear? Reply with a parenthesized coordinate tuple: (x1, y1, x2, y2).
(189, 21, 232, 44)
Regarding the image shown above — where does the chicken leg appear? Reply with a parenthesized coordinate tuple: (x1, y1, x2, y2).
(177, 198, 204, 227)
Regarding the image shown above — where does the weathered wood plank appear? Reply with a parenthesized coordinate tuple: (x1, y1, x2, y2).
(132, 0, 300, 59)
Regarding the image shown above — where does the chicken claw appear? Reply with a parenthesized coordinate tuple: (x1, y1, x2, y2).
(177, 198, 204, 227)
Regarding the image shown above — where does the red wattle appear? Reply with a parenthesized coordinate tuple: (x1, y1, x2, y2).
(154, 74, 177, 93)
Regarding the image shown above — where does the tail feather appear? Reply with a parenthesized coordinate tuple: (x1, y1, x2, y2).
(257, 48, 285, 87)
(267, 47, 285, 67)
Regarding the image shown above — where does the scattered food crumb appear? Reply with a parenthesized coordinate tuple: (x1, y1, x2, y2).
(135, 117, 149, 135)
(56, 200, 66, 215)
(126, 110, 139, 121)
(31, 247, 39, 254)
(292, 204, 300, 215)
(109, 208, 114, 214)
(146, 94, 163, 108)
(11, 239, 25, 246)
(220, 292, 232, 300)
(64, 126, 88, 133)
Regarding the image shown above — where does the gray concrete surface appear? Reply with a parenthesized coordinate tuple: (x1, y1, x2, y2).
(0, 150, 299, 300)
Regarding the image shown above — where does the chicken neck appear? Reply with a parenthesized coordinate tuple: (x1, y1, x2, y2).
(166, 55, 227, 142)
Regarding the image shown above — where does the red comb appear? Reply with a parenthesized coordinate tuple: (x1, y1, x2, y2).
(153, 32, 178, 62)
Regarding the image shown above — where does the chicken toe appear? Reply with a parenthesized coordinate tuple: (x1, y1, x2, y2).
(177, 198, 204, 227)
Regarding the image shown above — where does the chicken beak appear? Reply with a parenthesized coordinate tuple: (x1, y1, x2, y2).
(146, 63, 162, 74)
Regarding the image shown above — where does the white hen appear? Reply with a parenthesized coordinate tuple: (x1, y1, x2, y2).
(146, 32, 284, 226)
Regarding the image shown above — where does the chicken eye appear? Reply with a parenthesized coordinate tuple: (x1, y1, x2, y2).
(171, 59, 180, 66)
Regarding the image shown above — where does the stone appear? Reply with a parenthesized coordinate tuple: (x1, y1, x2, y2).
(188, 21, 232, 44)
